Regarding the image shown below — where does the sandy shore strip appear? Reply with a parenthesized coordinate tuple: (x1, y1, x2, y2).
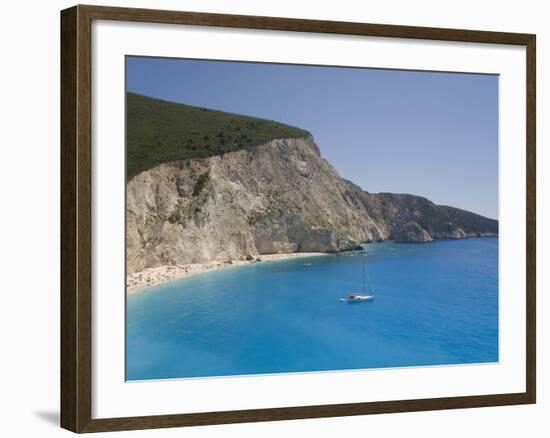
(127, 252, 328, 294)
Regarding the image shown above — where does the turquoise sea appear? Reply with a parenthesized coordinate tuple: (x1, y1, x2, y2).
(126, 238, 498, 380)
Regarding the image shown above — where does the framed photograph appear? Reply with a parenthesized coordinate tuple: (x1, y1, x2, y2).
(60, 5, 536, 433)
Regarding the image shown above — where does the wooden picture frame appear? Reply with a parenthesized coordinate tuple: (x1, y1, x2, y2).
(61, 4, 536, 433)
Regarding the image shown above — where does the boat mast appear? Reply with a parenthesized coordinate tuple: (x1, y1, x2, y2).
(362, 257, 366, 294)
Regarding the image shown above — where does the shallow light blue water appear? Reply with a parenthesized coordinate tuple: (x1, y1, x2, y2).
(126, 239, 498, 380)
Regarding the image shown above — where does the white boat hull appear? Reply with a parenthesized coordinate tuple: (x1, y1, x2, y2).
(340, 295, 375, 302)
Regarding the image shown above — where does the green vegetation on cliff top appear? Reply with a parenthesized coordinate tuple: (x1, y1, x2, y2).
(127, 92, 311, 180)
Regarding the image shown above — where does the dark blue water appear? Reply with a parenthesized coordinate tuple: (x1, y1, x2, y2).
(126, 239, 498, 380)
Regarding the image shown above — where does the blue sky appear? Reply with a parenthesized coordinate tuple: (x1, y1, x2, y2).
(127, 57, 498, 219)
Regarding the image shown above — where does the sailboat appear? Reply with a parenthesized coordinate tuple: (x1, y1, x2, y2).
(341, 253, 375, 302)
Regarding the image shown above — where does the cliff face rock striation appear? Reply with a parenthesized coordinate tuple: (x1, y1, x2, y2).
(126, 93, 498, 274)
(127, 137, 385, 273)
(393, 222, 434, 243)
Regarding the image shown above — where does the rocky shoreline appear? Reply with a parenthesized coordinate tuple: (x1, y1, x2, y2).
(126, 137, 498, 275)
(127, 252, 328, 294)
